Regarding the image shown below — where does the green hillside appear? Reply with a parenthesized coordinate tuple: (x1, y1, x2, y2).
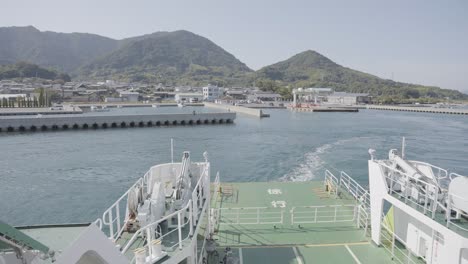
(255, 50, 467, 102)
(79, 30, 252, 85)
(0, 62, 71, 81)
(0, 26, 118, 73)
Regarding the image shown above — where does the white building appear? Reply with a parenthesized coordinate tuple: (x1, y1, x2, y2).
(175, 93, 203, 103)
(119, 91, 139, 102)
(248, 91, 282, 102)
(202, 85, 223, 101)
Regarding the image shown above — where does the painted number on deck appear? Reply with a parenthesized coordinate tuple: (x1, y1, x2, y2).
(268, 188, 282, 195)
(271, 200, 286, 208)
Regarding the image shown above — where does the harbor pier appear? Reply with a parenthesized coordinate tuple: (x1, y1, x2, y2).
(204, 102, 269, 118)
(0, 112, 236, 133)
(366, 105, 468, 115)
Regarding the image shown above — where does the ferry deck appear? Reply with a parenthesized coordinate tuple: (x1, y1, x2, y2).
(209, 180, 412, 264)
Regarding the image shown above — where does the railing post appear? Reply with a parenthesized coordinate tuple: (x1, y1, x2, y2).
(147, 228, 153, 257)
(281, 210, 284, 224)
(257, 208, 260, 224)
(291, 208, 294, 225)
(178, 212, 183, 250)
(314, 207, 318, 223)
(116, 203, 121, 238)
(446, 195, 451, 228)
(391, 228, 395, 260)
(423, 185, 428, 215)
(334, 206, 337, 222)
(109, 209, 114, 240)
(236, 209, 240, 224)
(356, 205, 360, 228)
(189, 201, 194, 237)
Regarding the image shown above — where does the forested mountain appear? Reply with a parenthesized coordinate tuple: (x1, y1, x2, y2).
(0, 26, 465, 100)
(0, 26, 118, 73)
(0, 62, 70, 81)
(255, 50, 467, 101)
(79, 30, 252, 85)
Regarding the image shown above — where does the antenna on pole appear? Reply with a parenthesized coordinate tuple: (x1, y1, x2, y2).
(171, 138, 174, 163)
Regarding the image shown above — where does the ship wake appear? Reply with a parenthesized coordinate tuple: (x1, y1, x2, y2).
(280, 137, 369, 182)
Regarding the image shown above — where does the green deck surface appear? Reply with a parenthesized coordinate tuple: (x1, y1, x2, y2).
(212, 181, 399, 264)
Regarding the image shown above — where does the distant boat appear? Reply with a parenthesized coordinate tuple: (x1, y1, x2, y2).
(116, 105, 123, 109)
(152, 104, 159, 108)
(177, 103, 185, 108)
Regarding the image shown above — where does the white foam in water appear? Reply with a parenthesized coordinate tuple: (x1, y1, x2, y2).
(281, 137, 369, 182)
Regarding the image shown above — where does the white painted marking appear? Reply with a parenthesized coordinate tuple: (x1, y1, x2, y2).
(271, 201, 286, 208)
(239, 248, 244, 264)
(345, 244, 362, 264)
(268, 188, 282, 195)
(292, 247, 304, 264)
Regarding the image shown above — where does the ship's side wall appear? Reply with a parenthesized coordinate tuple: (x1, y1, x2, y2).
(369, 159, 468, 264)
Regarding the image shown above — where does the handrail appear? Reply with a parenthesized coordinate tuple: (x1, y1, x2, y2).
(122, 162, 210, 256)
(409, 160, 448, 180)
(339, 171, 370, 208)
(449, 172, 465, 180)
(290, 204, 357, 225)
(122, 199, 193, 254)
(378, 161, 439, 218)
(101, 177, 144, 240)
(218, 207, 284, 225)
(94, 219, 102, 229)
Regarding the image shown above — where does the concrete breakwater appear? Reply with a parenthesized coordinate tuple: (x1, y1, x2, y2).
(204, 102, 269, 118)
(0, 105, 83, 116)
(0, 112, 236, 132)
(366, 105, 468, 115)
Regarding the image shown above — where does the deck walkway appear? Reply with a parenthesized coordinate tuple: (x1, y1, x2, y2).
(211, 181, 399, 264)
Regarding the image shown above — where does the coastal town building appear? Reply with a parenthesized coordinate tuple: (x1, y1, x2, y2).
(327, 92, 370, 105)
(248, 91, 282, 102)
(119, 91, 140, 102)
(175, 93, 203, 103)
(202, 85, 223, 101)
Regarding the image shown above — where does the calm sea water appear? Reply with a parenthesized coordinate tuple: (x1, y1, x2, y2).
(1, 107, 467, 226)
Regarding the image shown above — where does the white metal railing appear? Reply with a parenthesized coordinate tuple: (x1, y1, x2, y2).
(124, 163, 210, 263)
(324, 170, 339, 197)
(209, 172, 221, 235)
(380, 221, 419, 264)
(101, 174, 147, 241)
(321, 170, 371, 233)
(449, 172, 464, 180)
(218, 207, 284, 225)
(410, 160, 448, 188)
(339, 171, 370, 209)
(379, 161, 439, 219)
(94, 218, 102, 229)
(126, 202, 193, 264)
(290, 204, 357, 225)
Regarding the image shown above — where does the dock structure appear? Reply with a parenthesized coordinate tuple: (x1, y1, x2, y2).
(366, 105, 468, 115)
(204, 102, 270, 118)
(0, 105, 83, 116)
(0, 112, 236, 133)
(288, 106, 359, 112)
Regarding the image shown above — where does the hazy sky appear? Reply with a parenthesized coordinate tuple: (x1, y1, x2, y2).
(2, 0, 468, 92)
